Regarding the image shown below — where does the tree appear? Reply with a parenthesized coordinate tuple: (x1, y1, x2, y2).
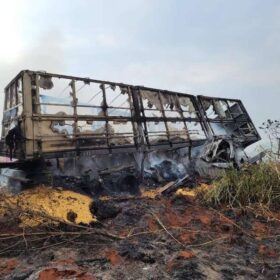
(259, 119, 280, 159)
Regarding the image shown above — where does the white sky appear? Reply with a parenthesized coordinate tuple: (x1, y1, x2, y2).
(0, 0, 279, 150)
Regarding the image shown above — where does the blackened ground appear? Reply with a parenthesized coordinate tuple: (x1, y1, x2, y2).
(0, 194, 280, 280)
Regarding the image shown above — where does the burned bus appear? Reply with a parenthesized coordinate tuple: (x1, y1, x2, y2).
(0, 70, 261, 193)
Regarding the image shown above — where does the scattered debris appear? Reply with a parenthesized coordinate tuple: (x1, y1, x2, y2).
(161, 174, 191, 195)
(1, 187, 279, 279)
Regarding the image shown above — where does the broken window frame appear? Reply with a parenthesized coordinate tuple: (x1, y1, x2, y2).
(138, 89, 207, 147)
(197, 95, 260, 147)
(29, 72, 209, 156)
(2, 77, 23, 125)
(31, 74, 138, 154)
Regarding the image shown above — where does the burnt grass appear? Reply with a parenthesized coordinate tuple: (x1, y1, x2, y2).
(0, 195, 280, 279)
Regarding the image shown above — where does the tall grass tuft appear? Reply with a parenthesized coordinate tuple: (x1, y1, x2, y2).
(203, 162, 280, 209)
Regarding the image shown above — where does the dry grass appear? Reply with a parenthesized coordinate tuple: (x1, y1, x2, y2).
(203, 162, 280, 209)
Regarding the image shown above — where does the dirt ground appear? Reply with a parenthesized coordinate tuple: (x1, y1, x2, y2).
(0, 191, 280, 280)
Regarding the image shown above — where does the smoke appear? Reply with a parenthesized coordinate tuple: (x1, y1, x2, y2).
(0, 28, 66, 132)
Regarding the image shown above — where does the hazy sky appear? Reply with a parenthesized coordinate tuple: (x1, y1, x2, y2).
(0, 0, 279, 148)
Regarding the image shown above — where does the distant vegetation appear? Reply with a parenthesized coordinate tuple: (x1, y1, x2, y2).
(259, 119, 280, 159)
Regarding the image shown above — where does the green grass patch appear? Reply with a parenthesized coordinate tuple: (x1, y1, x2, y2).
(203, 162, 280, 209)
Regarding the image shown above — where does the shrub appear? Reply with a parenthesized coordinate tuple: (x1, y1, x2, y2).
(203, 162, 280, 209)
